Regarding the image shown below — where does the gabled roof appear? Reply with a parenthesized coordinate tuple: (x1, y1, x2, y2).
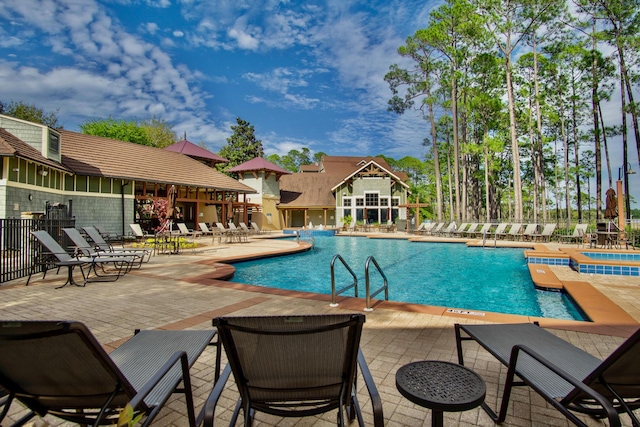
(278, 173, 340, 208)
(164, 138, 228, 164)
(228, 157, 291, 176)
(329, 159, 411, 192)
(0, 127, 70, 172)
(59, 130, 255, 193)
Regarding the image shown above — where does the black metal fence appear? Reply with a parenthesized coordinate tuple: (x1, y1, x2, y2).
(0, 217, 76, 284)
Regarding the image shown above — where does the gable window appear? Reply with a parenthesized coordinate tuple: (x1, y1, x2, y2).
(49, 132, 60, 153)
(365, 193, 378, 206)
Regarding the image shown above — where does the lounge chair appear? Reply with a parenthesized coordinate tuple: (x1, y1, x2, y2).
(499, 223, 522, 240)
(411, 222, 427, 234)
(176, 223, 202, 239)
(63, 228, 143, 270)
(129, 223, 153, 242)
(83, 226, 152, 262)
(468, 223, 492, 238)
(251, 222, 270, 234)
(203, 314, 383, 427)
(425, 222, 444, 236)
(492, 223, 509, 237)
(520, 223, 539, 241)
(560, 224, 589, 246)
(228, 223, 249, 242)
(0, 320, 216, 427)
(30, 230, 132, 288)
(94, 225, 122, 242)
(531, 223, 557, 242)
(462, 223, 479, 237)
(239, 222, 254, 234)
(436, 222, 457, 236)
(416, 222, 435, 235)
(450, 223, 469, 237)
(455, 323, 640, 427)
(198, 222, 214, 236)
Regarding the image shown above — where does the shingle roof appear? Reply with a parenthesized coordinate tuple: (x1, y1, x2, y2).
(278, 173, 340, 207)
(319, 156, 409, 182)
(228, 157, 291, 175)
(0, 127, 70, 172)
(164, 139, 228, 164)
(59, 130, 255, 193)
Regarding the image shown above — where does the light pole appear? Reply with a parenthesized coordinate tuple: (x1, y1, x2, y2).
(618, 163, 636, 228)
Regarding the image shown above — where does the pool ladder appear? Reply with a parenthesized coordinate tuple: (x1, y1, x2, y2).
(330, 254, 389, 311)
(482, 230, 497, 249)
(295, 229, 315, 248)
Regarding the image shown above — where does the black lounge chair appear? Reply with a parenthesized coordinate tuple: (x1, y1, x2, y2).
(0, 320, 216, 427)
(63, 228, 142, 270)
(30, 230, 132, 288)
(203, 313, 383, 427)
(83, 226, 152, 262)
(455, 323, 640, 427)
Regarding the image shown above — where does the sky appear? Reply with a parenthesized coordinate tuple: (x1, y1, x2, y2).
(0, 0, 638, 210)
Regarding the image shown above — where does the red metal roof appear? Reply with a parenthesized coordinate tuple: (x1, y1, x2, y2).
(164, 139, 228, 163)
(228, 157, 291, 175)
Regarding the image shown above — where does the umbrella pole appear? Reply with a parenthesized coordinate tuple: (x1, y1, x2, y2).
(617, 180, 625, 237)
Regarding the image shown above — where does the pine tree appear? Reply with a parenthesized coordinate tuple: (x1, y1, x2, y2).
(218, 117, 264, 175)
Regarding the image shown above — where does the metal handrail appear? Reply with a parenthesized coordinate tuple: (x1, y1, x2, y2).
(364, 256, 389, 312)
(330, 254, 358, 307)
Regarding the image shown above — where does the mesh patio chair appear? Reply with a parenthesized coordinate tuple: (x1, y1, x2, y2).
(83, 226, 152, 262)
(63, 228, 142, 270)
(30, 230, 133, 288)
(455, 323, 640, 427)
(0, 320, 216, 427)
(203, 314, 383, 427)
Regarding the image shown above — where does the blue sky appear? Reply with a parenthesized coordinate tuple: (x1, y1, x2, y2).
(1, 0, 638, 210)
(0, 0, 435, 159)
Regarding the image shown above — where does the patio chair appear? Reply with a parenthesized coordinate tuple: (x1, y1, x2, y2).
(83, 226, 152, 262)
(30, 230, 133, 288)
(239, 222, 255, 235)
(251, 222, 270, 234)
(129, 223, 153, 242)
(531, 223, 557, 242)
(416, 222, 435, 235)
(499, 223, 522, 240)
(176, 223, 202, 239)
(455, 323, 640, 427)
(493, 223, 509, 237)
(467, 223, 492, 238)
(94, 225, 122, 242)
(435, 222, 457, 236)
(560, 224, 589, 246)
(228, 223, 249, 242)
(0, 320, 216, 427)
(461, 223, 479, 237)
(425, 222, 444, 236)
(203, 314, 383, 427)
(450, 223, 469, 237)
(520, 223, 539, 241)
(63, 228, 143, 270)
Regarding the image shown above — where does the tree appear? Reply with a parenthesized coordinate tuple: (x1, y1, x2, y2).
(140, 116, 177, 148)
(218, 117, 264, 175)
(80, 117, 149, 145)
(0, 100, 62, 128)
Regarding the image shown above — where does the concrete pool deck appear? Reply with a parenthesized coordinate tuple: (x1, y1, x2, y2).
(2, 231, 639, 426)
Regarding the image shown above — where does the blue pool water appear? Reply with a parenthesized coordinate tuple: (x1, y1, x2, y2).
(581, 252, 640, 262)
(231, 237, 585, 320)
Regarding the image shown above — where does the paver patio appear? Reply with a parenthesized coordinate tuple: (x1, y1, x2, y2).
(1, 232, 639, 426)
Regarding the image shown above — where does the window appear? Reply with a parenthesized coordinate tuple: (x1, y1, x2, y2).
(355, 198, 364, 206)
(365, 193, 379, 206)
(380, 197, 389, 206)
(392, 198, 400, 207)
(343, 198, 352, 207)
(49, 132, 60, 153)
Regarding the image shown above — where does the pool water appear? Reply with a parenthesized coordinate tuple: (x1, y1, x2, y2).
(231, 237, 585, 320)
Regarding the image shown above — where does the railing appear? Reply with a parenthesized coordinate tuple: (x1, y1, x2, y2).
(330, 254, 358, 307)
(0, 218, 76, 283)
(364, 256, 389, 312)
(296, 229, 316, 248)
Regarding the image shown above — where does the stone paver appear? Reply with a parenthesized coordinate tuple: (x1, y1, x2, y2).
(1, 232, 639, 426)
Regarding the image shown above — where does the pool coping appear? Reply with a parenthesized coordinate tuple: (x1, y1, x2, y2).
(193, 238, 639, 338)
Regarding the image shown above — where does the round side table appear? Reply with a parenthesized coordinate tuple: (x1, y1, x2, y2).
(396, 360, 486, 427)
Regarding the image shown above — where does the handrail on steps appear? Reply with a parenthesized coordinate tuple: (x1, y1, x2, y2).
(330, 254, 358, 307)
(364, 256, 389, 312)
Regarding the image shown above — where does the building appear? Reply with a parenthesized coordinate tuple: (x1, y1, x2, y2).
(0, 115, 255, 235)
(233, 155, 410, 229)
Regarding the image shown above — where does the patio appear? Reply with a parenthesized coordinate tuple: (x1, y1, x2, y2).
(1, 234, 639, 426)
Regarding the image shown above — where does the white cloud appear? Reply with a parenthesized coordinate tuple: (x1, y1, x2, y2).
(173, 30, 184, 37)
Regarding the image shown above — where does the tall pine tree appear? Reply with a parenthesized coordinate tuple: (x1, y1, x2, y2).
(218, 117, 264, 175)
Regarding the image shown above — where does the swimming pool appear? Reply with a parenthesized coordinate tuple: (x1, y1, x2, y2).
(230, 237, 585, 320)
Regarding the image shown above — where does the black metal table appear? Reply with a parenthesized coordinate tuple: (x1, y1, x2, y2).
(396, 360, 486, 427)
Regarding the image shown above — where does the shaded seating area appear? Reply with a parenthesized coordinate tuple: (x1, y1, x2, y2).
(0, 320, 216, 427)
(29, 230, 133, 288)
(455, 323, 640, 427)
(204, 314, 383, 427)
